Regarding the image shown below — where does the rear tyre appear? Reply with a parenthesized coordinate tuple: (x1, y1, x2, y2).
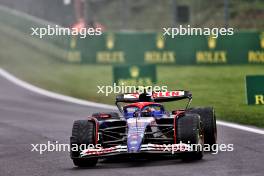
(70, 120, 98, 167)
(187, 107, 217, 148)
(177, 114, 204, 161)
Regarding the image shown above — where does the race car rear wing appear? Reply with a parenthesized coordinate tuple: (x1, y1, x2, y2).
(115, 90, 192, 103)
(115, 90, 192, 114)
(153, 90, 192, 102)
(116, 93, 141, 103)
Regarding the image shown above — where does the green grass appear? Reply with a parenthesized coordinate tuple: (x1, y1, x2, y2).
(0, 25, 264, 128)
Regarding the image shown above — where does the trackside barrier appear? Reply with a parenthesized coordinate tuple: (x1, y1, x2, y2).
(245, 75, 264, 105)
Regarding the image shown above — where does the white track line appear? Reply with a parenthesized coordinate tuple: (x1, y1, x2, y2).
(0, 68, 263, 135)
(216, 120, 264, 135)
(0, 69, 116, 110)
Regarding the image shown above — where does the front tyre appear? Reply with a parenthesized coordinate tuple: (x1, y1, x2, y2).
(177, 114, 204, 161)
(70, 120, 98, 167)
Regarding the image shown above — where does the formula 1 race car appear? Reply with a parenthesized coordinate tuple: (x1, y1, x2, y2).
(70, 90, 217, 167)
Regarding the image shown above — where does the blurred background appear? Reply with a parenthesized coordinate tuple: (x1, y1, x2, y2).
(0, 0, 263, 127)
(0, 0, 263, 30)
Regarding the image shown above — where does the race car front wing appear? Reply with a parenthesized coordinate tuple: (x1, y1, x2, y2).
(78, 143, 192, 158)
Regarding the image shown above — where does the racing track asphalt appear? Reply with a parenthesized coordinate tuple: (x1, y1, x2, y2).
(0, 75, 264, 176)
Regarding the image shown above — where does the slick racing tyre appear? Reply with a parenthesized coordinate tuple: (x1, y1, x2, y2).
(177, 114, 204, 160)
(70, 120, 98, 167)
(187, 107, 217, 147)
